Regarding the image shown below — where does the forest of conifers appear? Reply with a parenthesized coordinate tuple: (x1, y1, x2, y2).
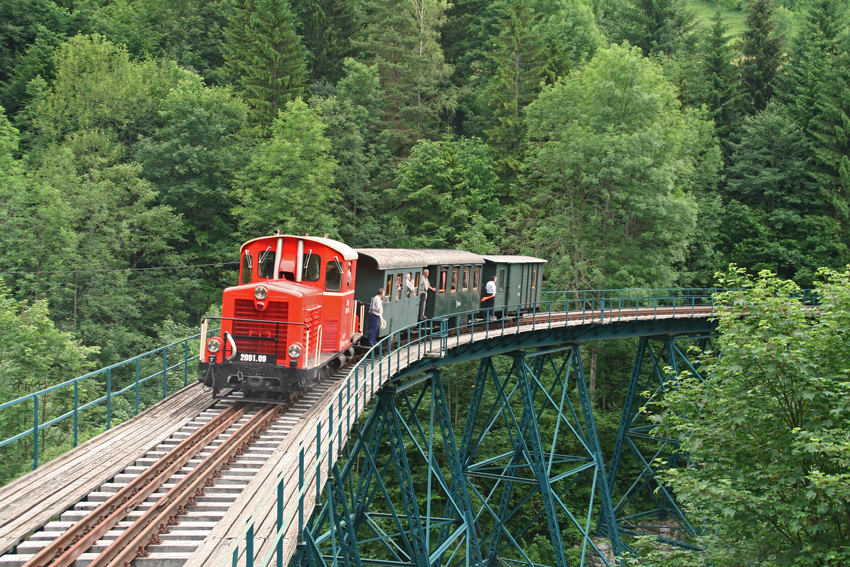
(1, 0, 849, 563)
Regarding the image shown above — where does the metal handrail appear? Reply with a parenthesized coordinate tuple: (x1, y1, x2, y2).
(0, 328, 220, 471)
(218, 286, 821, 567)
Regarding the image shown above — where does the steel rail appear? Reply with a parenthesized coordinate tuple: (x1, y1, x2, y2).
(88, 402, 284, 567)
(23, 403, 250, 567)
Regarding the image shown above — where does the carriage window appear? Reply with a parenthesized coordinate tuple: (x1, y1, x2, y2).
(325, 261, 342, 291)
(386, 275, 393, 300)
(396, 275, 402, 300)
(414, 272, 421, 293)
(258, 249, 276, 279)
(450, 270, 458, 293)
(532, 269, 537, 289)
(405, 273, 413, 298)
(462, 269, 470, 291)
(473, 269, 480, 290)
(498, 269, 506, 291)
(439, 270, 448, 293)
(241, 252, 253, 285)
(303, 253, 321, 282)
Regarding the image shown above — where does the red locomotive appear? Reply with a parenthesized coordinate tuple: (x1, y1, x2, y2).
(199, 233, 360, 402)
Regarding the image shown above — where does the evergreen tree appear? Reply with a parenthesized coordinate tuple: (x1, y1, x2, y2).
(480, 0, 545, 180)
(292, 0, 357, 83)
(740, 0, 784, 114)
(224, 0, 307, 130)
(809, 37, 850, 221)
(692, 7, 743, 156)
(355, 0, 455, 156)
(613, 0, 700, 57)
(779, 0, 846, 132)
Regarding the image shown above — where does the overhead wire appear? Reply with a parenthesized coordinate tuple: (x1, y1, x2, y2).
(3, 221, 479, 276)
(0, 262, 239, 276)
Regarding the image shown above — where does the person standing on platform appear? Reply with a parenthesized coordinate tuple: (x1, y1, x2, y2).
(481, 276, 497, 320)
(367, 288, 385, 346)
(418, 269, 436, 321)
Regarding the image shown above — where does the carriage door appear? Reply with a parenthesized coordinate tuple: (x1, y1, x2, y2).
(505, 264, 524, 305)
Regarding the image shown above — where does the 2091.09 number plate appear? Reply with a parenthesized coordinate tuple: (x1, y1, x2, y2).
(237, 353, 274, 364)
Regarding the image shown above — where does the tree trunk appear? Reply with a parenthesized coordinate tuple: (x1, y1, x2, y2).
(589, 345, 598, 404)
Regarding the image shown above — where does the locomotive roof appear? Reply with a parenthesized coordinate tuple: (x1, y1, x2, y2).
(482, 255, 548, 264)
(355, 249, 428, 270)
(240, 235, 358, 260)
(415, 249, 486, 266)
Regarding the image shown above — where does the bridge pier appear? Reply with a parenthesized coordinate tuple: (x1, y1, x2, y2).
(605, 335, 716, 554)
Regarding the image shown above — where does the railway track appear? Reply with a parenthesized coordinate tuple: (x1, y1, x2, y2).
(0, 379, 339, 567)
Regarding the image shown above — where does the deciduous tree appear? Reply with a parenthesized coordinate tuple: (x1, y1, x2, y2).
(520, 44, 711, 291)
(234, 98, 339, 236)
(643, 267, 850, 566)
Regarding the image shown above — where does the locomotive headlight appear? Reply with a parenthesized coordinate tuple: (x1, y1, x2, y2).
(288, 343, 303, 359)
(206, 337, 222, 353)
(254, 285, 268, 300)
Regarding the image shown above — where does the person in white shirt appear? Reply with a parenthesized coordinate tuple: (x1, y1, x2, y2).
(418, 269, 436, 321)
(481, 276, 497, 320)
(366, 288, 385, 346)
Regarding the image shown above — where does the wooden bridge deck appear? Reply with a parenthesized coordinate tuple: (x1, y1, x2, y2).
(0, 384, 214, 555)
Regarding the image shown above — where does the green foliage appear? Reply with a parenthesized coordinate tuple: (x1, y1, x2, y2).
(0, 279, 98, 483)
(720, 103, 848, 286)
(92, 0, 235, 84)
(691, 7, 743, 154)
(389, 136, 501, 251)
(354, 0, 455, 155)
(644, 266, 850, 566)
(27, 34, 189, 165)
(292, 0, 357, 83)
(135, 76, 252, 311)
(740, 0, 785, 114)
(808, 35, 850, 221)
(609, 0, 701, 57)
(224, 0, 307, 130)
(520, 44, 714, 290)
(234, 98, 339, 236)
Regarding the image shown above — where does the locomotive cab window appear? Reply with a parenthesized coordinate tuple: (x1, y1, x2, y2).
(325, 260, 342, 291)
(303, 253, 321, 282)
(241, 252, 253, 285)
(439, 270, 448, 293)
(257, 248, 276, 279)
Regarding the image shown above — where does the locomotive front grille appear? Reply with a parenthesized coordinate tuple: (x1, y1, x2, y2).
(233, 299, 289, 356)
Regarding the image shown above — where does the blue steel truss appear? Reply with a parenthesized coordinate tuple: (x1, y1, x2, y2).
(300, 334, 716, 567)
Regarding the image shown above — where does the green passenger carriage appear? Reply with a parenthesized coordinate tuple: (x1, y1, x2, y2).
(481, 255, 547, 315)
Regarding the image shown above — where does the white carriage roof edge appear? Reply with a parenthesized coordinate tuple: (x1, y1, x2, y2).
(355, 249, 429, 270)
(481, 255, 548, 264)
(240, 235, 358, 260)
